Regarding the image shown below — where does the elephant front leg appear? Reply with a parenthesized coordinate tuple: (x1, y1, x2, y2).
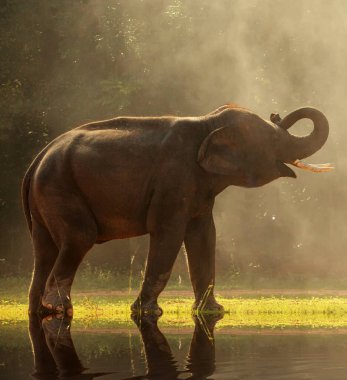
(184, 213, 224, 314)
(131, 225, 185, 316)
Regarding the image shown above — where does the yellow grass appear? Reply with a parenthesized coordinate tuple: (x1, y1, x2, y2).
(2, 296, 347, 328)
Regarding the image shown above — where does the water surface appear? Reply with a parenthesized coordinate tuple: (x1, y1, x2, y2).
(1, 316, 347, 379)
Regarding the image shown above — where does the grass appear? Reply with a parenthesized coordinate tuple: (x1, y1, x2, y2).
(2, 295, 347, 329)
(5, 268, 347, 300)
(2, 272, 347, 330)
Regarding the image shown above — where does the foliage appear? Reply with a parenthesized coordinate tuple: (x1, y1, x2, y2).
(0, 0, 343, 283)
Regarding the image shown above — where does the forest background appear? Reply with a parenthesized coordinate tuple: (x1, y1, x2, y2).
(0, 0, 344, 290)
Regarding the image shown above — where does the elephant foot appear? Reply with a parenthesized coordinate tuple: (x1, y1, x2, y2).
(192, 311, 224, 328)
(42, 314, 73, 338)
(28, 301, 47, 316)
(41, 288, 73, 317)
(193, 297, 224, 315)
(131, 312, 160, 328)
(40, 303, 74, 318)
(131, 297, 163, 317)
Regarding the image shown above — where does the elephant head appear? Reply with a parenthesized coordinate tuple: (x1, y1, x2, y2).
(198, 105, 332, 188)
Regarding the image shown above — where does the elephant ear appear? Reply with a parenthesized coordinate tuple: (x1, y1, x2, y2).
(197, 127, 243, 175)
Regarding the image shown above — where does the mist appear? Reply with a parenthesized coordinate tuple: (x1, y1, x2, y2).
(0, 0, 345, 287)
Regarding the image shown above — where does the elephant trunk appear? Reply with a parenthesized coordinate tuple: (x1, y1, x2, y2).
(278, 107, 329, 161)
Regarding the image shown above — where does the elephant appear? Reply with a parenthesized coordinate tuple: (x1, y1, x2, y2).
(22, 103, 332, 316)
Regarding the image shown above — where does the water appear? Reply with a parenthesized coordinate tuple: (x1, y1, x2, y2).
(1, 315, 347, 379)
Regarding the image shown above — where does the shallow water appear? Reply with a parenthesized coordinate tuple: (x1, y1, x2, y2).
(1, 316, 347, 379)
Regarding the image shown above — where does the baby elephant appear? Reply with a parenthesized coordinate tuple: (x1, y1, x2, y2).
(23, 103, 331, 316)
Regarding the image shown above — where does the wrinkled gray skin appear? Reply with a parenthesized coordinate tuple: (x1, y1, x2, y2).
(22, 104, 329, 316)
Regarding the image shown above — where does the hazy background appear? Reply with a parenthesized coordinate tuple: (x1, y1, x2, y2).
(0, 0, 345, 288)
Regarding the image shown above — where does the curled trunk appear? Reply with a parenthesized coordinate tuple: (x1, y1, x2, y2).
(278, 107, 329, 161)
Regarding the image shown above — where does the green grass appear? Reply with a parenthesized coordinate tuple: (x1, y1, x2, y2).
(2, 295, 347, 329)
(3, 268, 347, 301)
(2, 272, 347, 330)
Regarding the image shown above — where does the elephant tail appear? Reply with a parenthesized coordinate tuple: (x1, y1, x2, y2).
(22, 162, 35, 235)
(21, 143, 52, 235)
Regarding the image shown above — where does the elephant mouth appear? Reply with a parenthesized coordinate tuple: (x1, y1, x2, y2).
(289, 159, 334, 173)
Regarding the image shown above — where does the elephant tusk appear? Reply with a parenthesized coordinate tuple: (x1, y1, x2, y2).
(289, 159, 334, 173)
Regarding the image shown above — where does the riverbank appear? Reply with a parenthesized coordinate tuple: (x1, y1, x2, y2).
(2, 294, 347, 329)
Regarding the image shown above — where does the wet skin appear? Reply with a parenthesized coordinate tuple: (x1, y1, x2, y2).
(22, 104, 329, 316)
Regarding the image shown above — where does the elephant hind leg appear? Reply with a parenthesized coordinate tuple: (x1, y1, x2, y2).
(29, 219, 59, 314)
(41, 209, 97, 316)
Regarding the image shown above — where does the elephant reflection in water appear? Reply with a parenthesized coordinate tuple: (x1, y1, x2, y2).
(29, 313, 220, 380)
(29, 315, 110, 380)
(127, 313, 218, 380)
